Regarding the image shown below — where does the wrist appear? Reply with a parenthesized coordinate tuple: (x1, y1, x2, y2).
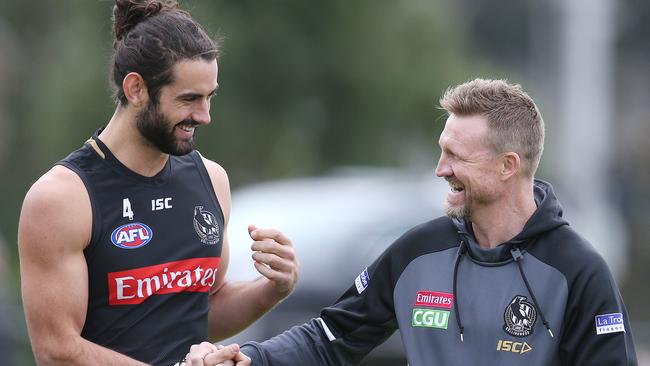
(258, 276, 291, 303)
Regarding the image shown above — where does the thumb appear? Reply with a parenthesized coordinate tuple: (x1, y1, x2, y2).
(203, 344, 240, 365)
(248, 225, 258, 238)
(234, 349, 251, 363)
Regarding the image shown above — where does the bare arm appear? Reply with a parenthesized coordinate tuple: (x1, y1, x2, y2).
(201, 158, 299, 340)
(18, 166, 150, 365)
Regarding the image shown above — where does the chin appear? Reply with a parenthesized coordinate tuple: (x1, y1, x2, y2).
(444, 203, 469, 220)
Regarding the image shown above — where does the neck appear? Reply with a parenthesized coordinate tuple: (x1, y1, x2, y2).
(470, 179, 537, 249)
(99, 107, 169, 177)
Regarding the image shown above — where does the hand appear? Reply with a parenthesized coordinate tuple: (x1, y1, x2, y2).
(205, 344, 251, 366)
(181, 342, 241, 366)
(249, 225, 299, 298)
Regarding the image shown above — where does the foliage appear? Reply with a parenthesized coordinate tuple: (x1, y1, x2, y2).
(0, 0, 484, 248)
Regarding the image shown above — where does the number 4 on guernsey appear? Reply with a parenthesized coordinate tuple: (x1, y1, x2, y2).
(123, 198, 134, 220)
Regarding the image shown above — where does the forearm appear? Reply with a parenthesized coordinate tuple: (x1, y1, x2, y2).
(33, 335, 149, 366)
(208, 277, 288, 340)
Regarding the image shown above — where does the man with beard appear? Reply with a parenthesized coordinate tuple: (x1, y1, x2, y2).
(238, 79, 637, 365)
(18, 1, 296, 365)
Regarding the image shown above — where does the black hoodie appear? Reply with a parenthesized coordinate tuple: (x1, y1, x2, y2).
(241, 180, 637, 365)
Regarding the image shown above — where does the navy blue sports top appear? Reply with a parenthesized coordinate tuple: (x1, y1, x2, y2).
(57, 131, 224, 365)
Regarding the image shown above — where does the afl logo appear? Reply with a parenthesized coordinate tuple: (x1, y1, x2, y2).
(110, 223, 153, 249)
(193, 206, 220, 245)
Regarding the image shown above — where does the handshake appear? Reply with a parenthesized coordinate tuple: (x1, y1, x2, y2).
(177, 342, 250, 366)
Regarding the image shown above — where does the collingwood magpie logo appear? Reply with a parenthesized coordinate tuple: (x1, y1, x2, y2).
(503, 295, 537, 337)
(193, 206, 220, 245)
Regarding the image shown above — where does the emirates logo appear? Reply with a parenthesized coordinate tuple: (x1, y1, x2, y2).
(108, 257, 220, 305)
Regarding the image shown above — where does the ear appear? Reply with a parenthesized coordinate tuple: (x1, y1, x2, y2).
(122, 72, 149, 107)
(499, 152, 521, 180)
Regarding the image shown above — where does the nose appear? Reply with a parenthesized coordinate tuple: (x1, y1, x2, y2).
(192, 98, 211, 125)
(435, 152, 451, 177)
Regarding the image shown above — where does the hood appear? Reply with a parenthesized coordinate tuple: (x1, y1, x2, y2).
(452, 179, 568, 263)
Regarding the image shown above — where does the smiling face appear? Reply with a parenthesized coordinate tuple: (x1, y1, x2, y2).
(435, 113, 503, 220)
(136, 58, 219, 156)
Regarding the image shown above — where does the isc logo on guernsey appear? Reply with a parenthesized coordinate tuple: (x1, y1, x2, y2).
(111, 223, 153, 249)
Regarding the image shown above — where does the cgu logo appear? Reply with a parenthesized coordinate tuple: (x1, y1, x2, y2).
(496, 340, 533, 355)
(411, 308, 450, 329)
(111, 223, 153, 249)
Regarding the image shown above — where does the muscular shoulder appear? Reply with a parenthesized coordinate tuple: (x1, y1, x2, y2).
(199, 155, 229, 184)
(19, 165, 92, 253)
(197, 153, 231, 218)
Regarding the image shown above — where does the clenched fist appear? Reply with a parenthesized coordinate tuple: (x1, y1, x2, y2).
(249, 225, 299, 299)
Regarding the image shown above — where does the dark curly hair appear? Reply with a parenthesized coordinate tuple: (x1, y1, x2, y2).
(110, 0, 220, 105)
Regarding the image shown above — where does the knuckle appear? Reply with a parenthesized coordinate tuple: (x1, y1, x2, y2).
(284, 250, 296, 260)
(269, 256, 283, 267)
(189, 355, 203, 363)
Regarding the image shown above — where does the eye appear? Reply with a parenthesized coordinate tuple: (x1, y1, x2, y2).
(442, 149, 456, 159)
(180, 96, 198, 103)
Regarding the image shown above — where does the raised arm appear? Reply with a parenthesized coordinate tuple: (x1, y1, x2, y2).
(18, 166, 149, 365)
(200, 158, 299, 340)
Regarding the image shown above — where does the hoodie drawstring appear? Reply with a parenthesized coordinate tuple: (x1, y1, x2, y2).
(510, 248, 554, 338)
(453, 240, 467, 342)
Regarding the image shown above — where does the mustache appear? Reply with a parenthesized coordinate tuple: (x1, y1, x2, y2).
(445, 177, 462, 185)
(175, 119, 200, 127)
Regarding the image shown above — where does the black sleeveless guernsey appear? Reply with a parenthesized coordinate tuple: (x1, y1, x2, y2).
(57, 132, 224, 365)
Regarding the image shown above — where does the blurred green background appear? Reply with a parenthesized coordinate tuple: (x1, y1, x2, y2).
(1, 0, 649, 364)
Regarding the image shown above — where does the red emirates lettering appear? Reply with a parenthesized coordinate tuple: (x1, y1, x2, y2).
(108, 257, 220, 305)
(414, 291, 454, 309)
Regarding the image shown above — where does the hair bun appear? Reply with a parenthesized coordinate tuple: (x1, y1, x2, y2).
(112, 0, 177, 41)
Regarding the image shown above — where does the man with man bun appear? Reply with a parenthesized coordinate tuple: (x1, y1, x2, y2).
(18, 1, 296, 365)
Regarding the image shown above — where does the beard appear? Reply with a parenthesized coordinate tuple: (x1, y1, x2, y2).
(444, 201, 471, 220)
(443, 177, 471, 220)
(442, 176, 497, 221)
(136, 101, 197, 156)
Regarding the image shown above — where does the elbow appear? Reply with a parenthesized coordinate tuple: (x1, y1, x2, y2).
(31, 337, 81, 366)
